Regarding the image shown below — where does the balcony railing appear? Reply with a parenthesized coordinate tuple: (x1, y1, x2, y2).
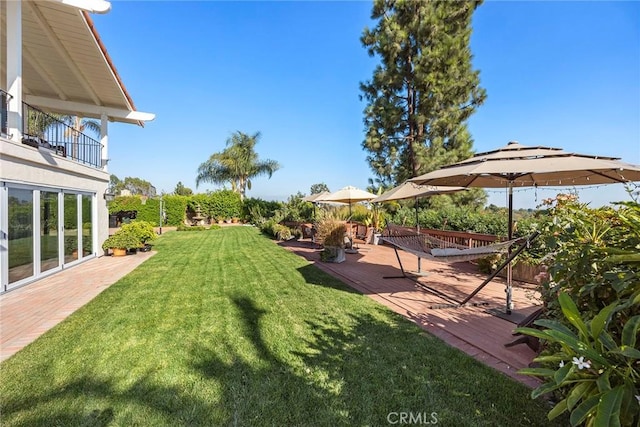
(21, 103, 103, 168)
(1, 89, 9, 138)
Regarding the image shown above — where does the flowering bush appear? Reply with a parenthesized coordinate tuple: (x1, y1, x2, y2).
(516, 196, 640, 426)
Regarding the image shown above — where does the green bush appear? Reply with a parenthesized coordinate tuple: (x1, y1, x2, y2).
(516, 196, 640, 426)
(101, 228, 141, 250)
(108, 195, 188, 226)
(243, 197, 281, 223)
(120, 221, 156, 244)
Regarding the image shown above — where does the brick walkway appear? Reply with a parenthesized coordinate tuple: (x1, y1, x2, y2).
(0, 252, 155, 362)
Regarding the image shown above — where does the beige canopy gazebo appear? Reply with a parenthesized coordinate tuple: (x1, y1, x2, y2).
(410, 141, 640, 313)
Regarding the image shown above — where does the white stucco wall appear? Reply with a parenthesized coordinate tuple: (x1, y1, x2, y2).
(0, 137, 110, 248)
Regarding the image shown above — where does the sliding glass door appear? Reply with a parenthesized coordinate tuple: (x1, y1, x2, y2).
(3, 185, 96, 291)
(63, 193, 78, 264)
(8, 188, 34, 284)
(40, 191, 60, 273)
(81, 194, 93, 257)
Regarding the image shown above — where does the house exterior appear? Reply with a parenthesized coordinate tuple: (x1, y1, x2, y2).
(0, 0, 154, 293)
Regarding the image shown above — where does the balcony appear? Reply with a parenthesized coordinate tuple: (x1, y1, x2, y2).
(1, 91, 103, 169)
(22, 103, 103, 169)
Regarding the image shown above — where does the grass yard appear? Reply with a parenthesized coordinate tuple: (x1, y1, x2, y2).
(0, 227, 561, 426)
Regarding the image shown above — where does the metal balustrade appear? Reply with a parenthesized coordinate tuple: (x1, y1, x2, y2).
(20, 102, 103, 168)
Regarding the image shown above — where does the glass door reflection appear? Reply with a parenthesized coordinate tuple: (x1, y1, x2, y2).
(63, 193, 78, 263)
(40, 191, 60, 272)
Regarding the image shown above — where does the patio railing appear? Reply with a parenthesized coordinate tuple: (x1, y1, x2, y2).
(21, 103, 103, 168)
(1, 89, 9, 138)
(384, 224, 505, 247)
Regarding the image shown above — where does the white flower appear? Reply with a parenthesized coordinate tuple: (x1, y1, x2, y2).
(636, 395, 640, 405)
(559, 360, 565, 368)
(572, 356, 591, 370)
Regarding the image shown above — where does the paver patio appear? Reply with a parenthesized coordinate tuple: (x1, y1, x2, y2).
(0, 251, 155, 362)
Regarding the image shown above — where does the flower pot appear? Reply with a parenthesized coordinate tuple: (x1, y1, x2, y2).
(373, 233, 382, 245)
(112, 248, 127, 257)
(321, 246, 346, 263)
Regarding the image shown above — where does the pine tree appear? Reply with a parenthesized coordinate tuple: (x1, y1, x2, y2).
(360, 0, 487, 188)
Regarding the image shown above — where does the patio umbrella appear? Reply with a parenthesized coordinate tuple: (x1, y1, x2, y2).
(302, 191, 331, 203)
(410, 141, 640, 313)
(371, 181, 466, 232)
(322, 186, 377, 217)
(303, 191, 332, 219)
(322, 186, 377, 240)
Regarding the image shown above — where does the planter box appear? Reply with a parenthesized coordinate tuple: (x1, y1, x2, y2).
(321, 246, 346, 263)
(496, 262, 545, 284)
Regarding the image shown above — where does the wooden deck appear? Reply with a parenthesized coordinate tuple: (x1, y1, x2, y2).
(279, 239, 543, 388)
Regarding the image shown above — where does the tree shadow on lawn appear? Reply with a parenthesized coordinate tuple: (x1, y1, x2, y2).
(191, 295, 558, 426)
(1, 294, 558, 426)
(0, 369, 219, 426)
(295, 264, 363, 294)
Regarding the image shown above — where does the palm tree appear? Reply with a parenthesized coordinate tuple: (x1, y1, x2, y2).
(196, 131, 280, 201)
(64, 116, 100, 159)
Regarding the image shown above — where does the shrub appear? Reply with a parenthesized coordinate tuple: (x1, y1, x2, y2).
(244, 197, 281, 223)
(121, 221, 156, 244)
(315, 212, 346, 248)
(516, 196, 640, 426)
(272, 224, 292, 240)
(101, 228, 141, 250)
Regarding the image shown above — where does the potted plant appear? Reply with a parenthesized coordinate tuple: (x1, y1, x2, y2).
(367, 204, 385, 244)
(120, 221, 156, 251)
(101, 228, 141, 256)
(315, 217, 347, 263)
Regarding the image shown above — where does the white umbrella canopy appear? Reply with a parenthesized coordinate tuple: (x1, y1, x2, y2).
(409, 141, 640, 313)
(302, 191, 331, 203)
(322, 186, 378, 204)
(322, 186, 378, 237)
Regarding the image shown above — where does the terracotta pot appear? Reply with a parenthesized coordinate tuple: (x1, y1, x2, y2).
(112, 248, 127, 257)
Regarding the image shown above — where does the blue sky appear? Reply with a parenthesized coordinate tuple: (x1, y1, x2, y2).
(95, 1, 639, 209)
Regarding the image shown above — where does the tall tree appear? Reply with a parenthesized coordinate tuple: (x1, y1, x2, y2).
(174, 181, 193, 196)
(196, 131, 280, 201)
(310, 183, 330, 195)
(109, 174, 156, 197)
(360, 0, 487, 187)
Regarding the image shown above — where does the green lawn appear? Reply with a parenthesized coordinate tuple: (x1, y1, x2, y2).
(0, 227, 561, 426)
